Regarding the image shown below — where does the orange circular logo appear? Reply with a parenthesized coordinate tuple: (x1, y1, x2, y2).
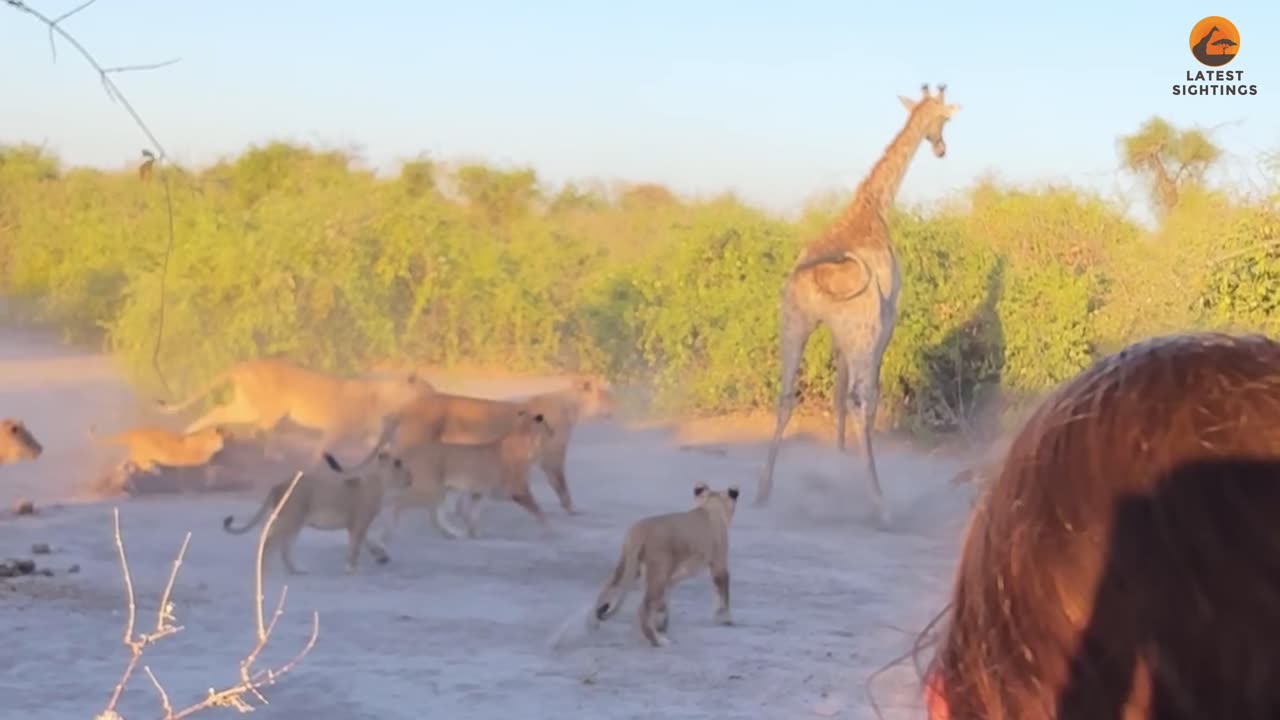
(1189, 16, 1240, 67)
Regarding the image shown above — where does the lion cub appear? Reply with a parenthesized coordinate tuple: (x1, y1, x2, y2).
(223, 446, 412, 575)
(1, 418, 43, 465)
(89, 425, 228, 474)
(390, 409, 555, 541)
(591, 483, 740, 647)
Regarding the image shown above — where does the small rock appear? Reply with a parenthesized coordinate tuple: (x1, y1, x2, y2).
(0, 558, 37, 577)
(67, 564, 81, 574)
(11, 500, 36, 516)
(38, 568, 54, 577)
(31, 543, 51, 555)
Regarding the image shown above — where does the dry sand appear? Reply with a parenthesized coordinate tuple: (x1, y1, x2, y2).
(0, 323, 977, 719)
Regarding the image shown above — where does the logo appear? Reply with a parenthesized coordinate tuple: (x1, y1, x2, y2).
(1189, 16, 1239, 66)
(1173, 15, 1257, 96)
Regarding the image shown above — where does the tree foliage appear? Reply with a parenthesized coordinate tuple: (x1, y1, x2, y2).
(1, 118, 1275, 435)
(1118, 116, 1223, 218)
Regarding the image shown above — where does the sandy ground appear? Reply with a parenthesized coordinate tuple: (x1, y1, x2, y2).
(0, 324, 977, 720)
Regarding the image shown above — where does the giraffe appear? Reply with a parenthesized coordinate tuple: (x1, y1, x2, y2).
(1191, 25, 1220, 65)
(755, 83, 961, 526)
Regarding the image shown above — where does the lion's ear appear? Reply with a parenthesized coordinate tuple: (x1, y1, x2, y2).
(533, 413, 545, 423)
(727, 487, 740, 501)
(693, 482, 709, 497)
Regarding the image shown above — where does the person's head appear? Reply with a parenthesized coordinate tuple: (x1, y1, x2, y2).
(929, 331, 1280, 719)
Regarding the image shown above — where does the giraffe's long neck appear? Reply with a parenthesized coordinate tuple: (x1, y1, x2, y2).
(842, 109, 931, 222)
(1194, 28, 1217, 54)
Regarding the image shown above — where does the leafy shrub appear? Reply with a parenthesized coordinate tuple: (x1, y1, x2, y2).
(2, 140, 1275, 435)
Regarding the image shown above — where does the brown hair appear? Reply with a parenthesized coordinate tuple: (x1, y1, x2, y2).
(929, 331, 1280, 719)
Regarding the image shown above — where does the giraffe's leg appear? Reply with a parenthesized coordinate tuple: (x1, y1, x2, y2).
(833, 347, 848, 452)
(846, 364, 890, 529)
(758, 294, 818, 506)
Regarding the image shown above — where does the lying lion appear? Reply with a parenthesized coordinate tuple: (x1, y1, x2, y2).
(89, 424, 228, 475)
(154, 358, 431, 463)
(589, 482, 740, 647)
(0, 418, 43, 465)
(391, 374, 614, 514)
(385, 409, 556, 542)
(222, 442, 412, 575)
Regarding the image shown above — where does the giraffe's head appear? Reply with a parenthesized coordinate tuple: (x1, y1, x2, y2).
(899, 83, 961, 158)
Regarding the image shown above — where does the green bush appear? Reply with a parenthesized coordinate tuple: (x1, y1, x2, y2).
(1, 138, 1276, 435)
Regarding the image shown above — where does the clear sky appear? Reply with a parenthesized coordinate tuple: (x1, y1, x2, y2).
(3, 0, 1278, 220)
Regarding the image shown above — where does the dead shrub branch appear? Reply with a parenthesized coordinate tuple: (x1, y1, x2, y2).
(4, 0, 180, 396)
(96, 471, 315, 720)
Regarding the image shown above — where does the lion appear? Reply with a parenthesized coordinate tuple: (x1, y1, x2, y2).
(89, 424, 228, 475)
(1, 418, 43, 465)
(154, 358, 431, 462)
(589, 483, 740, 647)
(221, 440, 412, 575)
(390, 374, 615, 515)
(384, 409, 556, 542)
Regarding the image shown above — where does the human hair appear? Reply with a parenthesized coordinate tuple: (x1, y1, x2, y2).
(928, 331, 1280, 719)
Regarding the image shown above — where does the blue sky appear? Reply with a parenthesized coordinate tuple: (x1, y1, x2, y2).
(3, 0, 1278, 221)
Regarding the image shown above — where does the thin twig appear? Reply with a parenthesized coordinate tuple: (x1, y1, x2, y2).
(153, 531, 191, 633)
(103, 508, 139, 713)
(142, 666, 174, 718)
(254, 471, 304, 639)
(103, 58, 183, 75)
(100, 509, 189, 718)
(47, 0, 95, 60)
(5, 0, 180, 396)
(97, 468, 317, 720)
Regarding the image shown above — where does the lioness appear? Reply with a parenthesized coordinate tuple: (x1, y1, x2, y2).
(386, 409, 556, 541)
(222, 444, 412, 575)
(1, 418, 43, 465)
(391, 374, 614, 514)
(591, 483, 740, 647)
(89, 424, 228, 474)
(155, 358, 431, 462)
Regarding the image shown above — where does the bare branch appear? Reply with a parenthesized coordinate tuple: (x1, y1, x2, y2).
(47, 0, 95, 61)
(255, 471, 304, 639)
(151, 532, 191, 636)
(102, 507, 140, 714)
(96, 469, 317, 719)
(103, 59, 184, 75)
(5, 0, 181, 397)
(142, 666, 174, 718)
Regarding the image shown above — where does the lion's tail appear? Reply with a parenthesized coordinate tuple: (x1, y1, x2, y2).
(221, 487, 279, 536)
(545, 531, 643, 652)
(154, 368, 233, 415)
(543, 599, 598, 653)
(593, 529, 643, 623)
